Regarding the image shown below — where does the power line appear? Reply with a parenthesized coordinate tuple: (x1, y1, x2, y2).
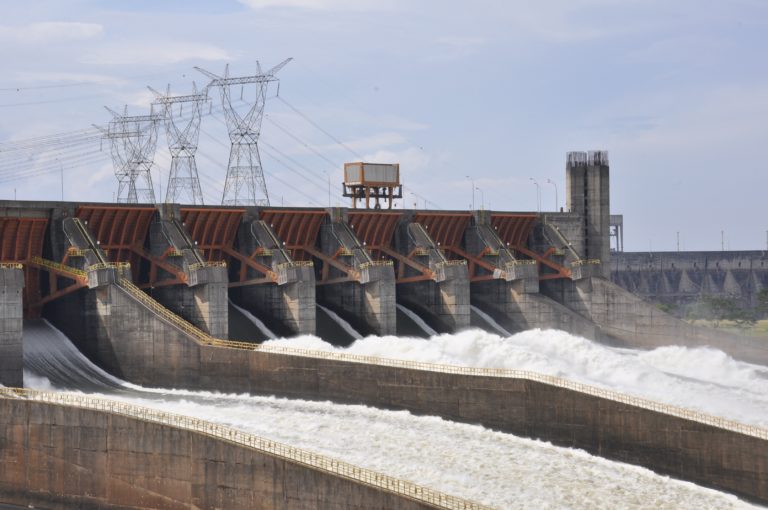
(276, 95, 364, 160)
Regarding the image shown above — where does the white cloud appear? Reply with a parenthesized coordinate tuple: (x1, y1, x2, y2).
(82, 42, 232, 66)
(238, 0, 391, 10)
(363, 146, 431, 173)
(0, 22, 103, 44)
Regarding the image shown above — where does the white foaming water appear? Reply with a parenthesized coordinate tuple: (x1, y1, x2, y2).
(20, 321, 762, 508)
(229, 300, 277, 339)
(318, 304, 363, 340)
(266, 328, 768, 427)
(470, 304, 513, 337)
(396, 303, 438, 336)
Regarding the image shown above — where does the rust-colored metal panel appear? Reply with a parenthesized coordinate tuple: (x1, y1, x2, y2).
(347, 211, 401, 248)
(0, 217, 48, 262)
(0, 217, 49, 316)
(259, 210, 327, 257)
(180, 208, 245, 261)
(412, 213, 471, 249)
(76, 206, 156, 273)
(490, 213, 538, 248)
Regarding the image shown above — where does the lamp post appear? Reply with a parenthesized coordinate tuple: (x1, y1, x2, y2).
(475, 186, 484, 210)
(466, 175, 475, 210)
(529, 177, 541, 214)
(545, 178, 558, 211)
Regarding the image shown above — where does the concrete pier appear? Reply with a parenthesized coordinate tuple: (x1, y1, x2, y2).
(0, 266, 23, 387)
(392, 221, 470, 333)
(231, 216, 316, 337)
(148, 206, 229, 338)
(317, 213, 396, 337)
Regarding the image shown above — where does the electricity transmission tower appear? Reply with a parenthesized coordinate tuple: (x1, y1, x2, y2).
(196, 59, 292, 206)
(99, 106, 162, 203)
(149, 83, 208, 205)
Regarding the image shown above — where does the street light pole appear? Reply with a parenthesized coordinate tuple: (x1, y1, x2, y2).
(545, 178, 558, 211)
(466, 175, 475, 210)
(529, 177, 541, 214)
(475, 186, 484, 210)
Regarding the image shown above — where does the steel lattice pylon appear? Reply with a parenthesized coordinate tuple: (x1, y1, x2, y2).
(196, 59, 292, 206)
(99, 106, 162, 204)
(149, 83, 208, 205)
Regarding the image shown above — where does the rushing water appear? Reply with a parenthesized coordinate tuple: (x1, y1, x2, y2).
(265, 328, 768, 428)
(20, 320, 763, 509)
(229, 300, 277, 339)
(470, 304, 513, 336)
(396, 304, 438, 336)
(317, 303, 363, 340)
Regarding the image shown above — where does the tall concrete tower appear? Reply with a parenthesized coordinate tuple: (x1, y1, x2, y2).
(566, 151, 610, 277)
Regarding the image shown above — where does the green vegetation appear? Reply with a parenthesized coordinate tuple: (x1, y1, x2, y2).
(684, 294, 767, 334)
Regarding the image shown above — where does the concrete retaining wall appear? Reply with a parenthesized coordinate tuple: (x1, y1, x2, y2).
(0, 268, 23, 387)
(0, 399, 436, 510)
(43, 282, 768, 504)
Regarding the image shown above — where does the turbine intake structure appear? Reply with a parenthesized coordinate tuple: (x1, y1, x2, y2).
(196, 59, 292, 206)
(149, 83, 208, 205)
(100, 106, 162, 204)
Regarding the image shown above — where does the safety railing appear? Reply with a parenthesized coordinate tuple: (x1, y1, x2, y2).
(117, 278, 210, 343)
(506, 259, 537, 267)
(66, 247, 88, 257)
(115, 275, 768, 442)
(188, 261, 227, 271)
(276, 261, 314, 269)
(435, 260, 467, 267)
(87, 262, 131, 272)
(0, 388, 490, 510)
(571, 258, 602, 267)
(0, 262, 23, 269)
(254, 247, 274, 257)
(29, 256, 87, 280)
(412, 247, 430, 256)
(359, 260, 394, 269)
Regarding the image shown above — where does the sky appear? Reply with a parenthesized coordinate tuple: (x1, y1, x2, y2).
(0, 0, 766, 251)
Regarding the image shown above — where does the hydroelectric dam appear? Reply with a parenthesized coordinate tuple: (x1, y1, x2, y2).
(2, 153, 768, 508)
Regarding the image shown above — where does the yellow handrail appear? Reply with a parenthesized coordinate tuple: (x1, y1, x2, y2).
(359, 260, 394, 269)
(66, 247, 88, 257)
(0, 262, 23, 269)
(276, 261, 314, 269)
(0, 388, 490, 510)
(87, 262, 131, 272)
(118, 278, 210, 342)
(571, 259, 601, 267)
(114, 277, 768, 441)
(188, 261, 227, 271)
(507, 259, 537, 266)
(29, 256, 87, 279)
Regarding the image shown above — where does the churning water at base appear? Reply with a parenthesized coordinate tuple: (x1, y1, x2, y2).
(265, 328, 768, 428)
(20, 320, 763, 509)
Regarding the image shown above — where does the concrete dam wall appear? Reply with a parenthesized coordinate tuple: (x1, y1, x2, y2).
(32, 274, 768, 504)
(611, 250, 768, 313)
(0, 392, 460, 510)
